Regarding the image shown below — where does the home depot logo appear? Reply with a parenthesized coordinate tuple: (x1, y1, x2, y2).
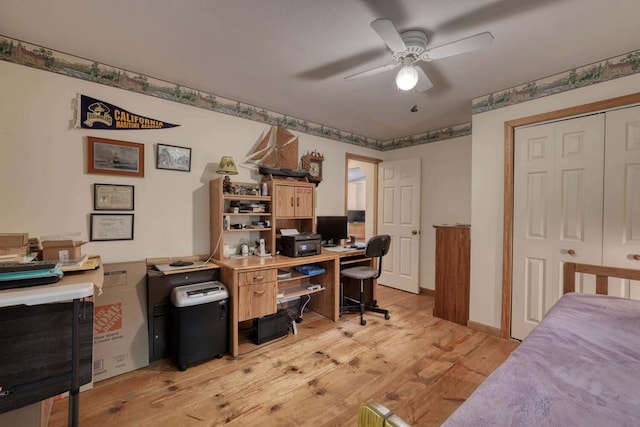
(94, 303, 123, 335)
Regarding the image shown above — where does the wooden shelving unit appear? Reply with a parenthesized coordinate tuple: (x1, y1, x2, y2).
(210, 178, 274, 260)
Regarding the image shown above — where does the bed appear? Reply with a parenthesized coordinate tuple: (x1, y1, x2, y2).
(443, 262, 640, 427)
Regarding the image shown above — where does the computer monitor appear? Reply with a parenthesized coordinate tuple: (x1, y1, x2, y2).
(316, 215, 348, 247)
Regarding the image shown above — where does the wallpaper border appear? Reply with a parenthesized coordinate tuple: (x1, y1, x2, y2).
(472, 49, 640, 114)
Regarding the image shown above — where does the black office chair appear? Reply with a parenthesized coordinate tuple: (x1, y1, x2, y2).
(340, 234, 391, 325)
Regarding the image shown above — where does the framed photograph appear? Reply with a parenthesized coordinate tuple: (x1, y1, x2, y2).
(156, 143, 191, 172)
(88, 136, 144, 177)
(90, 213, 134, 241)
(94, 184, 134, 211)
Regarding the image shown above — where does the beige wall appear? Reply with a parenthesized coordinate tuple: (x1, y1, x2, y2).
(0, 60, 380, 263)
(0, 58, 474, 291)
(383, 136, 472, 289)
(470, 72, 640, 328)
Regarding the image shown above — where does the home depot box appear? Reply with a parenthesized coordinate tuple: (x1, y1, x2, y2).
(93, 261, 149, 382)
(41, 240, 86, 261)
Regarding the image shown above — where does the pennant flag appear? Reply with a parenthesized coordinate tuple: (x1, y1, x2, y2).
(77, 94, 180, 130)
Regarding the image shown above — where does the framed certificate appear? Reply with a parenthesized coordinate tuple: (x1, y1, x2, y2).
(94, 184, 134, 211)
(90, 214, 134, 241)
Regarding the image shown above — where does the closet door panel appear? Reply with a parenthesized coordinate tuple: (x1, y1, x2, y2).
(554, 118, 605, 253)
(551, 116, 605, 301)
(512, 123, 556, 339)
(512, 115, 605, 340)
(604, 105, 640, 299)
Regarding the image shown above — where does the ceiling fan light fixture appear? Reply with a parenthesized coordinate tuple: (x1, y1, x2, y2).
(395, 62, 418, 91)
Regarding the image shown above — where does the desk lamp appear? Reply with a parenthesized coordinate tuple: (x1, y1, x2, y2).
(216, 156, 238, 193)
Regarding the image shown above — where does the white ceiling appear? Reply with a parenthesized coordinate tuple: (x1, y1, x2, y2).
(2, 0, 640, 141)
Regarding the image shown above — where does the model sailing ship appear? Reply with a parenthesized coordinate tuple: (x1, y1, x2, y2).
(245, 125, 311, 178)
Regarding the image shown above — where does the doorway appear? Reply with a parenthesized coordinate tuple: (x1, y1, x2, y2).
(345, 154, 380, 243)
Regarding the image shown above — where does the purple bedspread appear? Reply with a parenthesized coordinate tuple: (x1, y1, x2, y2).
(443, 293, 640, 427)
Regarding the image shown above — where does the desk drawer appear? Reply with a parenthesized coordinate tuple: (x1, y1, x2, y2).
(238, 282, 277, 321)
(238, 269, 277, 286)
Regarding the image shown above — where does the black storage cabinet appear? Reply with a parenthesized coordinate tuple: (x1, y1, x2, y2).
(171, 281, 229, 371)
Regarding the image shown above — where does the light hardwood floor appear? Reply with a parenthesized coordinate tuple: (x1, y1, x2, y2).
(49, 286, 518, 426)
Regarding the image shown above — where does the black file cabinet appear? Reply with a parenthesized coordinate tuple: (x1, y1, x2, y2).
(146, 268, 220, 362)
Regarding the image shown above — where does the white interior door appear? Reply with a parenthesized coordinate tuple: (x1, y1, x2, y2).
(377, 158, 421, 294)
(512, 114, 604, 340)
(604, 105, 640, 298)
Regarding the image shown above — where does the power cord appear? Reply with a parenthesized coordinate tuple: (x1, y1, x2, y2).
(297, 294, 312, 323)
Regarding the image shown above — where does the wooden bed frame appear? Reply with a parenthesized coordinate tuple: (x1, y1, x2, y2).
(563, 262, 640, 294)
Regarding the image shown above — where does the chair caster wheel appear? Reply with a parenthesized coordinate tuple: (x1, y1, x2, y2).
(385, 313, 390, 320)
(360, 319, 367, 326)
(178, 365, 187, 372)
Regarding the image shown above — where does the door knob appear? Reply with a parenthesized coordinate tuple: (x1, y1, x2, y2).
(412, 230, 418, 235)
(565, 249, 576, 256)
(632, 254, 640, 261)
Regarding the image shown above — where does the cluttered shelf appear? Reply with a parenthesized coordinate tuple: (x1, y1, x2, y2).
(224, 228, 272, 233)
(225, 213, 272, 217)
(223, 195, 270, 202)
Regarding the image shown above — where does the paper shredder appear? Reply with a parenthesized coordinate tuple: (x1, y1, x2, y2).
(171, 281, 229, 371)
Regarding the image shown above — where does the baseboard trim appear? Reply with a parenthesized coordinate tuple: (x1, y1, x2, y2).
(466, 320, 501, 337)
(419, 288, 435, 297)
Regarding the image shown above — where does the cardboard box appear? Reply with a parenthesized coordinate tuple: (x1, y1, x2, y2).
(0, 400, 51, 427)
(0, 233, 28, 247)
(93, 261, 149, 382)
(0, 233, 29, 258)
(41, 240, 86, 261)
(0, 247, 27, 258)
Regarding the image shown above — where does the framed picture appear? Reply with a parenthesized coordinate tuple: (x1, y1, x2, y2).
(88, 136, 144, 177)
(156, 143, 191, 172)
(94, 184, 134, 211)
(90, 213, 134, 241)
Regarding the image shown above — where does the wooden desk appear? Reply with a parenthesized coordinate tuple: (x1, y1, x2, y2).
(215, 249, 373, 357)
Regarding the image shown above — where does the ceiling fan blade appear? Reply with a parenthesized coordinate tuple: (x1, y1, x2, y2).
(415, 67, 433, 92)
(344, 62, 399, 81)
(422, 32, 494, 61)
(371, 18, 407, 53)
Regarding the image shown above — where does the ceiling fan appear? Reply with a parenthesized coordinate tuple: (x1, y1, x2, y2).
(345, 19, 494, 92)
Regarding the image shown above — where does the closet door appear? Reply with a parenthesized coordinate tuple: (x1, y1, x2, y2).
(604, 105, 640, 298)
(512, 114, 605, 340)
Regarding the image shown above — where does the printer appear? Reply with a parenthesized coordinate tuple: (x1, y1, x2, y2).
(280, 232, 322, 257)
